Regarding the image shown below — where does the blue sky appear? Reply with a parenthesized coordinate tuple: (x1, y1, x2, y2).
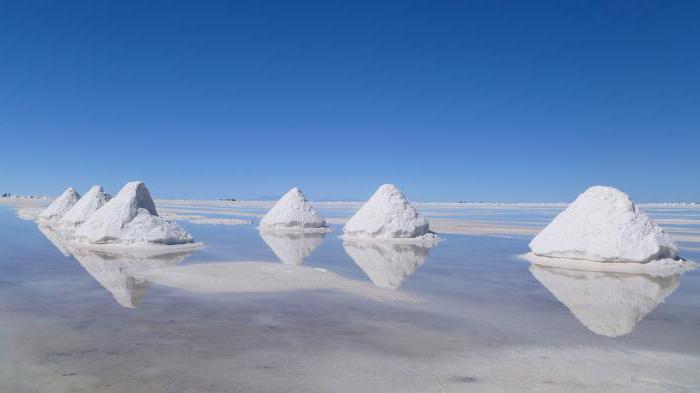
(1, 1, 698, 202)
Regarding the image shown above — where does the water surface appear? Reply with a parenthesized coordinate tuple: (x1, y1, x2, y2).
(1, 204, 699, 392)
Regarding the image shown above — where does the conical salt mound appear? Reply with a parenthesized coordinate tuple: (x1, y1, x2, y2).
(530, 186, 677, 263)
(343, 184, 432, 240)
(260, 231, 326, 265)
(259, 187, 326, 231)
(343, 240, 433, 289)
(75, 181, 193, 246)
(529, 265, 680, 337)
(37, 187, 80, 223)
(59, 185, 111, 228)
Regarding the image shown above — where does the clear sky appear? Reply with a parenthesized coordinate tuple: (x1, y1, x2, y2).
(1, 1, 698, 202)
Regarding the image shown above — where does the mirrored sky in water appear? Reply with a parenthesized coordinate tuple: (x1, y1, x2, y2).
(1, 204, 699, 392)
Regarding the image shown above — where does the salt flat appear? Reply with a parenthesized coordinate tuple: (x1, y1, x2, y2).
(1, 197, 699, 392)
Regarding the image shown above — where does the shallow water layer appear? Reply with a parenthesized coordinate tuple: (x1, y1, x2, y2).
(1, 204, 699, 393)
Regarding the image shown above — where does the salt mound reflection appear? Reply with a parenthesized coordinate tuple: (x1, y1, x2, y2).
(259, 230, 326, 265)
(38, 224, 73, 257)
(68, 246, 194, 308)
(529, 265, 681, 337)
(343, 240, 434, 289)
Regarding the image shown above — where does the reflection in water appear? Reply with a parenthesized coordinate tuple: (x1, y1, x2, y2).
(259, 230, 326, 265)
(37, 225, 193, 308)
(37, 224, 73, 257)
(342, 240, 434, 289)
(529, 265, 681, 337)
(141, 262, 419, 303)
(15, 207, 42, 221)
(68, 247, 194, 308)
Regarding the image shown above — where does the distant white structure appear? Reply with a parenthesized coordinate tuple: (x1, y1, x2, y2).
(343, 184, 435, 241)
(59, 185, 111, 228)
(75, 181, 194, 246)
(260, 231, 326, 265)
(37, 187, 80, 223)
(259, 187, 327, 231)
(529, 186, 677, 263)
(529, 264, 680, 337)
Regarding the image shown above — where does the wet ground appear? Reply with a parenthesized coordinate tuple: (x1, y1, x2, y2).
(1, 203, 699, 392)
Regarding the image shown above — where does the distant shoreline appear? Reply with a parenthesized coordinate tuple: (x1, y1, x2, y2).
(3, 195, 698, 209)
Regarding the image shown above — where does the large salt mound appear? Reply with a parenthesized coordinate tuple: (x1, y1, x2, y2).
(259, 187, 327, 231)
(529, 186, 677, 263)
(75, 181, 194, 246)
(343, 184, 433, 241)
(529, 265, 680, 337)
(37, 187, 80, 223)
(59, 185, 111, 228)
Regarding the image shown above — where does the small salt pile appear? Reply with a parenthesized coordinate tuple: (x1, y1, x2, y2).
(37, 187, 81, 223)
(59, 185, 111, 228)
(529, 186, 677, 263)
(75, 181, 194, 246)
(259, 187, 327, 231)
(343, 184, 434, 241)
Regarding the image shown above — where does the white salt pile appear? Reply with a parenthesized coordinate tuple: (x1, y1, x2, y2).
(343, 184, 436, 242)
(343, 240, 433, 289)
(37, 187, 80, 223)
(75, 181, 194, 246)
(529, 265, 680, 337)
(259, 187, 328, 232)
(529, 186, 678, 263)
(59, 185, 111, 228)
(260, 231, 326, 265)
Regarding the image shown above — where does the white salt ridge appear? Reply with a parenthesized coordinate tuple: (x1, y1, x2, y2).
(140, 262, 421, 303)
(343, 184, 436, 242)
(521, 252, 697, 277)
(259, 187, 328, 232)
(343, 240, 433, 289)
(59, 185, 111, 228)
(75, 181, 194, 246)
(529, 264, 681, 337)
(190, 218, 252, 226)
(259, 231, 326, 265)
(530, 186, 678, 263)
(37, 187, 80, 223)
